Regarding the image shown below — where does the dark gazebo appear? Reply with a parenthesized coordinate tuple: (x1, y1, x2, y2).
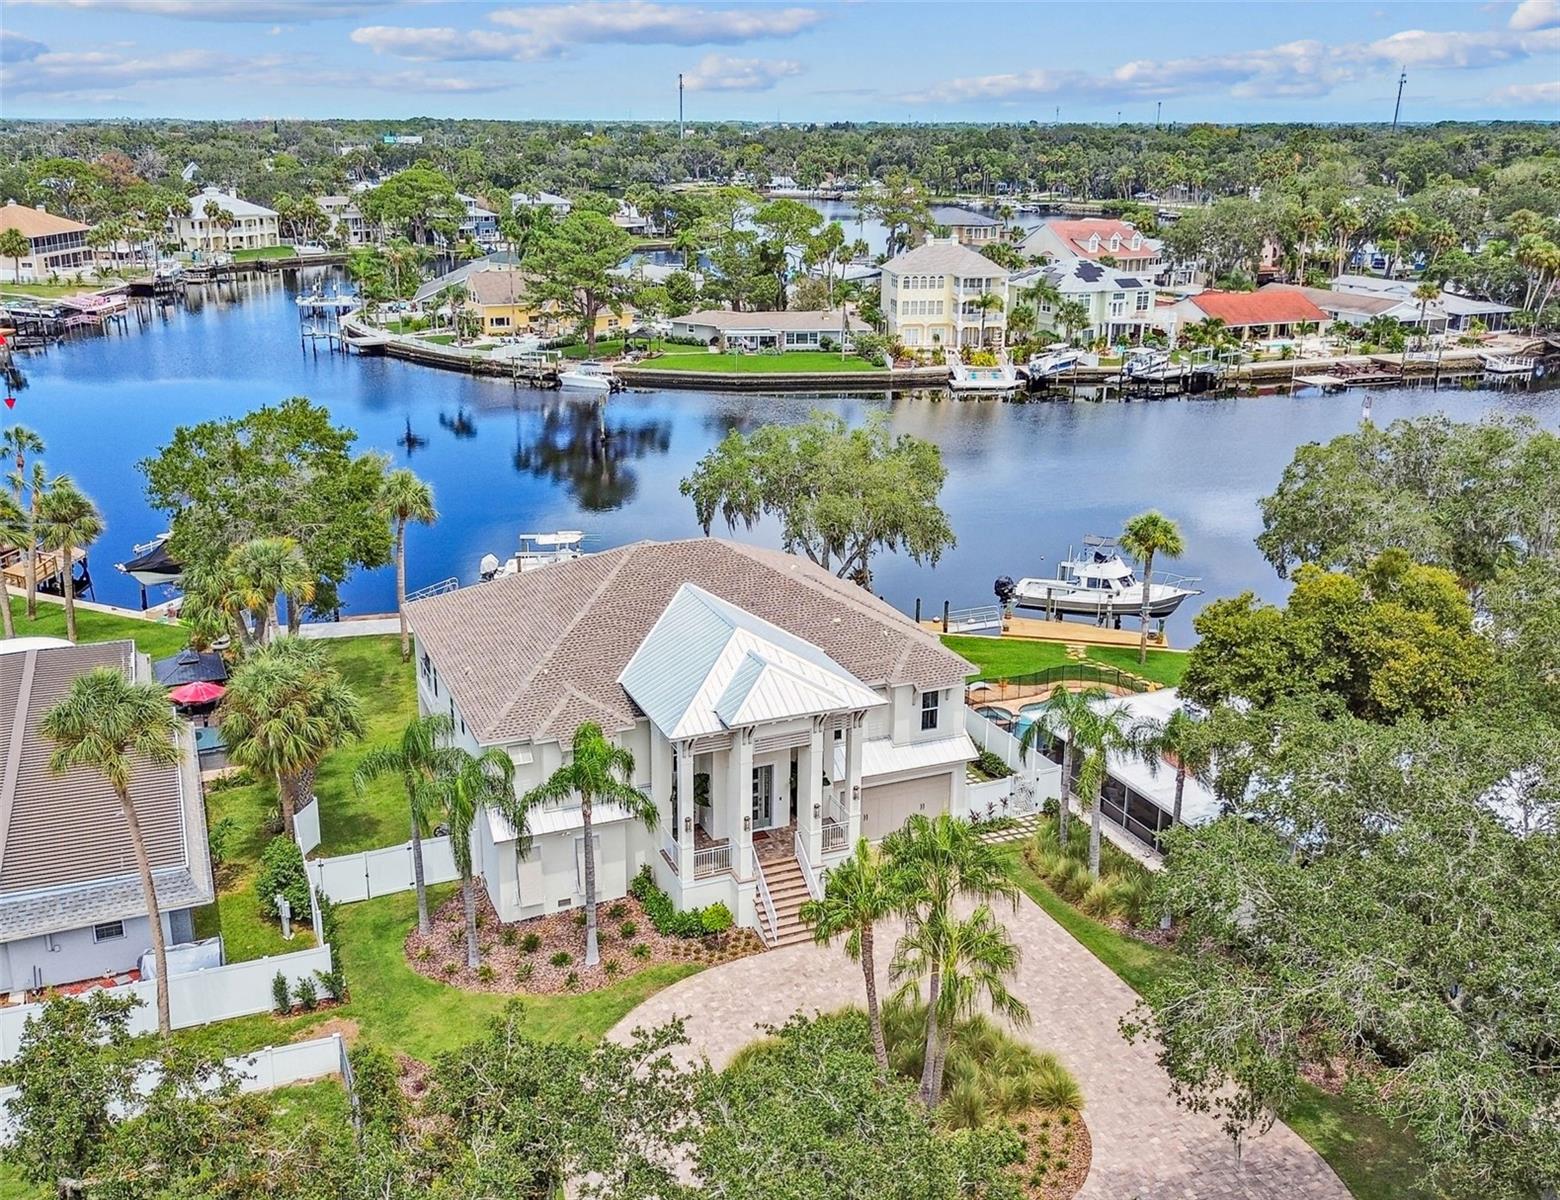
(153, 646, 228, 688)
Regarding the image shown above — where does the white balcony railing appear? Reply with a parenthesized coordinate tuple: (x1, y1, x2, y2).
(693, 842, 732, 879)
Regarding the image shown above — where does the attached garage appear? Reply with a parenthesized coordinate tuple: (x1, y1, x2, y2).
(860, 772, 952, 839)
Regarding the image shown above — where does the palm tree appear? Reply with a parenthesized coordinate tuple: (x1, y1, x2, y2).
(437, 746, 521, 968)
(34, 480, 102, 643)
(1055, 298, 1090, 345)
(41, 667, 183, 1035)
(972, 291, 1003, 345)
(354, 713, 456, 935)
(799, 838, 901, 1072)
(215, 210, 236, 254)
(1329, 203, 1363, 277)
(377, 469, 437, 662)
(1119, 510, 1185, 665)
(881, 813, 1018, 1104)
(219, 637, 365, 838)
(520, 721, 657, 967)
(1131, 706, 1214, 833)
(1295, 206, 1325, 282)
(202, 198, 223, 257)
(226, 536, 314, 645)
(1024, 682, 1114, 852)
(1381, 208, 1421, 279)
(0, 490, 25, 638)
(891, 904, 1029, 1105)
(1413, 279, 1441, 344)
(0, 228, 27, 283)
(1070, 696, 1146, 879)
(1, 425, 44, 617)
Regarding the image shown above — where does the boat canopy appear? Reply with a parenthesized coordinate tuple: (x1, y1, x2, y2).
(119, 538, 182, 576)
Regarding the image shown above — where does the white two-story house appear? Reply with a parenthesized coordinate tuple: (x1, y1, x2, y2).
(405, 539, 976, 946)
(1014, 256, 1159, 345)
(880, 237, 1011, 350)
(170, 186, 280, 254)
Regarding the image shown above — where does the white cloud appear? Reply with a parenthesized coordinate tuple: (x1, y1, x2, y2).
(1509, 0, 1560, 30)
(6, 0, 397, 20)
(682, 53, 802, 92)
(1488, 78, 1560, 103)
(353, 2, 821, 62)
(0, 29, 48, 63)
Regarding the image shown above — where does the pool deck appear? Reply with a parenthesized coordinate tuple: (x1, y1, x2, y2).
(922, 614, 1170, 649)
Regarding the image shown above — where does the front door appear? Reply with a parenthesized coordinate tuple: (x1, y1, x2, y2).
(751, 764, 774, 830)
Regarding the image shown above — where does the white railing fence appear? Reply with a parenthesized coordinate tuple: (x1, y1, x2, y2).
(307, 835, 458, 904)
(0, 944, 334, 1062)
(753, 849, 778, 946)
(0, 1032, 350, 1145)
(794, 829, 821, 901)
(295, 795, 321, 856)
(693, 842, 731, 879)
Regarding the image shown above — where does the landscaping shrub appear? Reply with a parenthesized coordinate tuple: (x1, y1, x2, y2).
(314, 967, 344, 1002)
(606, 901, 628, 920)
(631, 942, 652, 960)
(619, 920, 637, 939)
(271, 971, 291, 1014)
(207, 817, 240, 866)
(550, 951, 571, 967)
(514, 961, 534, 984)
(700, 902, 734, 935)
(852, 332, 890, 362)
(604, 959, 621, 977)
(564, 971, 580, 991)
(477, 963, 496, 983)
(630, 866, 727, 938)
(974, 749, 1014, 780)
(521, 932, 541, 953)
(255, 837, 311, 921)
(294, 975, 318, 1011)
(500, 926, 517, 947)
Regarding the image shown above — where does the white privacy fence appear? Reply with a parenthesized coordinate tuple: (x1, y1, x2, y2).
(295, 797, 322, 855)
(0, 944, 334, 1062)
(963, 706, 1060, 822)
(0, 1032, 350, 1144)
(306, 835, 458, 904)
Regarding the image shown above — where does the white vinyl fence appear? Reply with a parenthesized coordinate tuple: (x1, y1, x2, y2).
(295, 797, 322, 855)
(0, 1032, 350, 1145)
(0, 944, 334, 1062)
(963, 706, 1060, 821)
(307, 835, 458, 904)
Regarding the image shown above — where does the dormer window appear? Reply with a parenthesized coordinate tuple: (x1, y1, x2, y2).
(1109, 235, 1120, 250)
(1086, 234, 1100, 252)
(921, 690, 940, 731)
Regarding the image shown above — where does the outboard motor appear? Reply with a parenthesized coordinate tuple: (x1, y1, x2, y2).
(993, 576, 1016, 606)
(478, 553, 500, 582)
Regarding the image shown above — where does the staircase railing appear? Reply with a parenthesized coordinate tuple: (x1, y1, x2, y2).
(794, 829, 821, 901)
(752, 847, 778, 947)
(405, 577, 459, 603)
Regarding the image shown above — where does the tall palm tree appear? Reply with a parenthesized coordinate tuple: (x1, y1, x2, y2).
(1413, 280, 1441, 345)
(354, 713, 456, 935)
(226, 536, 314, 645)
(799, 838, 901, 1072)
(378, 468, 437, 662)
(202, 198, 223, 257)
(880, 813, 1017, 1104)
(1131, 706, 1214, 833)
(1017, 684, 1109, 852)
(215, 210, 236, 253)
(891, 904, 1029, 1105)
(1119, 510, 1185, 664)
(34, 480, 102, 643)
(41, 667, 183, 1035)
(2, 426, 46, 617)
(1069, 696, 1146, 879)
(1381, 208, 1421, 279)
(1329, 203, 1363, 277)
(219, 637, 365, 838)
(0, 228, 27, 284)
(1055, 298, 1090, 346)
(520, 721, 657, 967)
(972, 291, 1003, 345)
(438, 746, 522, 968)
(0, 490, 25, 638)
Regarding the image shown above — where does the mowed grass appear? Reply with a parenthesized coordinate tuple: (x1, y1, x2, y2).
(994, 844, 1440, 1200)
(633, 350, 881, 373)
(561, 336, 679, 360)
(8, 595, 189, 659)
(941, 633, 1189, 688)
(231, 245, 297, 261)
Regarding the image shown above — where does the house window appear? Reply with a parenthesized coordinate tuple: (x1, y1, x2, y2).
(920, 690, 940, 731)
(420, 652, 431, 683)
(93, 920, 125, 942)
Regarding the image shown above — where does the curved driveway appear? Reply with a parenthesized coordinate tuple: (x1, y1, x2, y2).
(609, 893, 1351, 1200)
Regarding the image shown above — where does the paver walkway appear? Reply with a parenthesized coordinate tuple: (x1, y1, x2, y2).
(609, 892, 1351, 1200)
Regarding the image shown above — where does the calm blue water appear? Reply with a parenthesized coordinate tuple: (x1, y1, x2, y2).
(13, 268, 1558, 639)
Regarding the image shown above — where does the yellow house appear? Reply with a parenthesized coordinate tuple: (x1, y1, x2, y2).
(463, 269, 635, 339)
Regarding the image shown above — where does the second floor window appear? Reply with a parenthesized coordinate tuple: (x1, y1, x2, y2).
(921, 690, 939, 731)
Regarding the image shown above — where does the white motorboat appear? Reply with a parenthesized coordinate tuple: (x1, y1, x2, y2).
(1121, 348, 1177, 380)
(1479, 352, 1537, 376)
(948, 358, 1020, 392)
(117, 532, 182, 590)
(479, 531, 586, 581)
(1007, 535, 1201, 624)
(559, 361, 617, 392)
(1027, 348, 1098, 377)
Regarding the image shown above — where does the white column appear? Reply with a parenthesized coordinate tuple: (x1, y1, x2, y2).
(845, 712, 865, 844)
(800, 717, 824, 863)
(731, 727, 754, 877)
(676, 740, 695, 881)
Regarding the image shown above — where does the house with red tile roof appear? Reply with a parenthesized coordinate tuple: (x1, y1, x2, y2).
(1154, 288, 1328, 341)
(1020, 218, 1164, 275)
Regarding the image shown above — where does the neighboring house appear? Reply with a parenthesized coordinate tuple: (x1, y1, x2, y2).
(317, 194, 374, 246)
(0, 638, 213, 995)
(511, 190, 572, 217)
(1329, 274, 1513, 332)
(612, 201, 652, 236)
(1260, 283, 1447, 334)
(0, 201, 91, 280)
(438, 265, 635, 340)
(669, 308, 868, 351)
(1014, 257, 1158, 344)
(412, 252, 522, 306)
(1155, 288, 1327, 341)
(1034, 687, 1217, 855)
(1021, 218, 1164, 276)
(456, 194, 500, 247)
(928, 205, 1005, 246)
(405, 539, 976, 944)
(170, 186, 280, 253)
(880, 237, 1012, 349)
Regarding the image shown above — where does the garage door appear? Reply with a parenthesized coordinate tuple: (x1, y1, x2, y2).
(861, 773, 951, 838)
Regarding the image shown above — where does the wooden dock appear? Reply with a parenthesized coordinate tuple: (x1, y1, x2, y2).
(922, 614, 1170, 650)
(1, 546, 86, 589)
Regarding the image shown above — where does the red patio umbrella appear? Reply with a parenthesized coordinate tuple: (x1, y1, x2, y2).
(169, 680, 225, 706)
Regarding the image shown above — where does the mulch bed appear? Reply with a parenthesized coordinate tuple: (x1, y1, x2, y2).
(404, 888, 764, 995)
(1011, 1108, 1092, 1199)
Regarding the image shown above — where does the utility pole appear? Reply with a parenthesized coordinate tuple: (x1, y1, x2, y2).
(1156, 100, 1162, 130)
(678, 73, 684, 140)
(1391, 67, 1406, 131)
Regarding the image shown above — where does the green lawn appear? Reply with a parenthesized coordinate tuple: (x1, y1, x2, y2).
(632, 350, 881, 373)
(941, 633, 1188, 689)
(993, 844, 1439, 1200)
(0, 281, 108, 300)
(8, 596, 189, 659)
(561, 337, 679, 360)
(231, 245, 297, 261)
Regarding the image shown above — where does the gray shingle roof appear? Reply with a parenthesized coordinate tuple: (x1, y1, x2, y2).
(881, 239, 1005, 278)
(406, 539, 974, 745)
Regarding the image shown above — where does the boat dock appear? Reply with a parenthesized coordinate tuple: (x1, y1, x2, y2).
(916, 603, 1172, 649)
(1, 545, 88, 591)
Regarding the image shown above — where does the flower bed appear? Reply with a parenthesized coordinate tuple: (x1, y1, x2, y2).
(404, 888, 763, 995)
(1012, 1107, 1091, 1199)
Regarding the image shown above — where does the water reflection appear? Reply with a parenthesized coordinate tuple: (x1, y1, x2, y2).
(512, 399, 672, 511)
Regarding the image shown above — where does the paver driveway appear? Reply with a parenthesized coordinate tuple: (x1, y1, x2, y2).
(609, 892, 1352, 1200)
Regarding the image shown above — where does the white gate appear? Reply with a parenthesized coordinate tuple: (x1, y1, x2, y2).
(308, 835, 458, 904)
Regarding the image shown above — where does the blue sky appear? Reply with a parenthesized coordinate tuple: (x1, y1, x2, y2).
(2, 0, 1558, 123)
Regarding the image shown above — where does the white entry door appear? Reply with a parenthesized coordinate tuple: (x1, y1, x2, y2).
(751, 764, 775, 830)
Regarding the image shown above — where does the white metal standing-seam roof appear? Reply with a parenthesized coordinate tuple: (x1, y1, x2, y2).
(619, 583, 885, 741)
(487, 800, 636, 843)
(834, 734, 978, 782)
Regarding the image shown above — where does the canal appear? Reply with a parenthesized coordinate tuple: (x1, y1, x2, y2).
(14, 267, 1559, 639)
